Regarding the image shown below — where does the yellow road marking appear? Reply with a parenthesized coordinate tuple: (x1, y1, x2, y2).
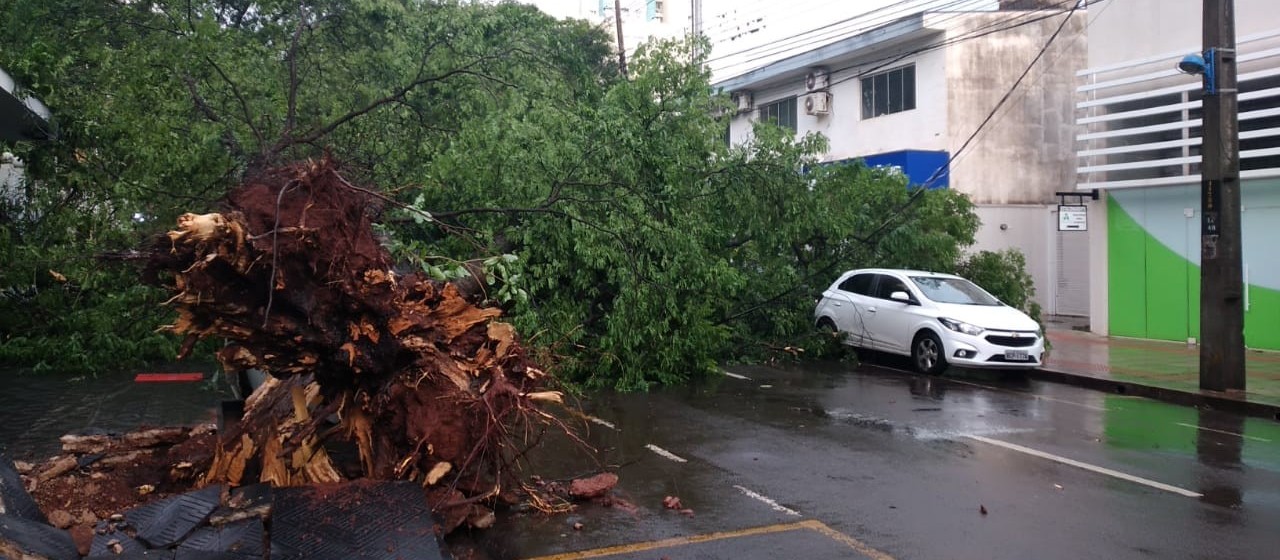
(802, 519, 897, 560)
(522, 519, 895, 560)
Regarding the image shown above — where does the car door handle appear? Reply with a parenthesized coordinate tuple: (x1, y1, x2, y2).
(833, 302, 842, 307)
(867, 307, 877, 313)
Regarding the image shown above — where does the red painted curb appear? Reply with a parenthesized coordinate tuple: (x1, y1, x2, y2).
(134, 373, 205, 383)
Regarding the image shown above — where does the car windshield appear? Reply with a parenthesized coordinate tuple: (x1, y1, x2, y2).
(910, 276, 1001, 306)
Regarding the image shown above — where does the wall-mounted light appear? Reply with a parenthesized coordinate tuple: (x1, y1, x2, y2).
(1177, 50, 1217, 95)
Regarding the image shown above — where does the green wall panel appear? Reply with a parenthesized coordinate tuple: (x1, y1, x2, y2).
(1245, 283, 1280, 349)
(1107, 196, 1148, 338)
(1108, 189, 1280, 350)
(1145, 229, 1190, 341)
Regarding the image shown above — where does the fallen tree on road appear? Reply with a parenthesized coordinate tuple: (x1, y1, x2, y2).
(140, 157, 568, 528)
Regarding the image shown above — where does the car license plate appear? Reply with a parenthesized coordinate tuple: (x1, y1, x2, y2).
(1004, 350, 1029, 361)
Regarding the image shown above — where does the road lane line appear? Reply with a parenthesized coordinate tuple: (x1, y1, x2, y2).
(940, 376, 1109, 411)
(965, 435, 1203, 498)
(1175, 422, 1271, 442)
(645, 444, 688, 463)
(585, 416, 617, 430)
(732, 484, 801, 516)
(723, 370, 751, 380)
(522, 519, 898, 560)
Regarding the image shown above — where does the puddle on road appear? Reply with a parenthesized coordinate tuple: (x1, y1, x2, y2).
(820, 408, 1036, 442)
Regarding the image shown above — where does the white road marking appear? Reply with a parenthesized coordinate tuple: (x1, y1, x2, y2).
(1175, 422, 1271, 442)
(733, 485, 802, 516)
(586, 416, 618, 430)
(937, 376, 1109, 412)
(723, 370, 751, 380)
(965, 435, 1203, 498)
(645, 444, 688, 463)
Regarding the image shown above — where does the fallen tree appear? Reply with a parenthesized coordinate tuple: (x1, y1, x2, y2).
(138, 157, 566, 528)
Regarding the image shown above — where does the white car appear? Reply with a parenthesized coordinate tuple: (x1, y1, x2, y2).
(813, 268, 1043, 374)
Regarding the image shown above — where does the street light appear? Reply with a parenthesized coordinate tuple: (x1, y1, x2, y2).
(1177, 50, 1217, 94)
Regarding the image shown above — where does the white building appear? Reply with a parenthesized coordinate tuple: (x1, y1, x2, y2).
(716, 2, 1088, 315)
(527, 0, 693, 54)
(1076, 0, 1280, 349)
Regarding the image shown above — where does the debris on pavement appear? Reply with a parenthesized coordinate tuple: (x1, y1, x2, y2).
(662, 496, 683, 510)
(568, 472, 619, 499)
(141, 158, 561, 524)
(10, 158, 593, 557)
(980, 504, 988, 515)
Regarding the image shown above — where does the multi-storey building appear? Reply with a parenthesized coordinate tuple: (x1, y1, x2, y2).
(1076, 0, 1280, 349)
(716, 2, 1088, 315)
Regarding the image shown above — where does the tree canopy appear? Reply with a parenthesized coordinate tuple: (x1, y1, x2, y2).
(0, 0, 1025, 389)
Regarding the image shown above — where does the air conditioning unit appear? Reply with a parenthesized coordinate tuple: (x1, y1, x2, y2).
(804, 92, 832, 116)
(732, 91, 754, 114)
(805, 68, 830, 92)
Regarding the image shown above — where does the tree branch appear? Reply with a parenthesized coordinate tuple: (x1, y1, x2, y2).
(281, 55, 511, 152)
(205, 56, 267, 149)
(182, 75, 246, 158)
(283, 1, 308, 138)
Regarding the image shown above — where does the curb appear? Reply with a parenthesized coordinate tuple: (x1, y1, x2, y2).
(1030, 368, 1280, 422)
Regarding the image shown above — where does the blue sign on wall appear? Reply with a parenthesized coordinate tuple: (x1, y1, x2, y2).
(839, 150, 950, 189)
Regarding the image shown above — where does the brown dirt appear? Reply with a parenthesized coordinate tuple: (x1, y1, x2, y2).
(27, 428, 217, 547)
(134, 158, 566, 531)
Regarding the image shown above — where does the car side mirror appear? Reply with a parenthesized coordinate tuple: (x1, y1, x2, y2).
(890, 291, 912, 304)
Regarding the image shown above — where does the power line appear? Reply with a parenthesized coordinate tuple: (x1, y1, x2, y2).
(824, 0, 1084, 90)
(941, 0, 1112, 177)
(732, 0, 1080, 95)
(857, 0, 1086, 247)
(710, 0, 997, 77)
(705, 0, 982, 66)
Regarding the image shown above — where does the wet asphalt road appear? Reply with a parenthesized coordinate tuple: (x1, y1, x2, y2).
(467, 358, 1280, 560)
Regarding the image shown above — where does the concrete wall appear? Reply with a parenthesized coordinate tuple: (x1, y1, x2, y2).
(973, 204, 1055, 311)
(942, 10, 1086, 313)
(1088, 194, 1109, 333)
(941, 10, 1086, 205)
(1087, 0, 1278, 68)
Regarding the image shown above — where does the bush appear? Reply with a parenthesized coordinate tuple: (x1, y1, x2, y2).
(956, 249, 1040, 324)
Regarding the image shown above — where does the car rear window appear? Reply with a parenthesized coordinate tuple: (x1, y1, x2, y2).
(838, 273, 875, 295)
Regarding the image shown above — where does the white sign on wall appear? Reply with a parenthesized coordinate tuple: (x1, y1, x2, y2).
(1058, 205, 1087, 231)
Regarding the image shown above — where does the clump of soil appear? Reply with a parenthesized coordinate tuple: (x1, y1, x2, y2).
(137, 158, 562, 529)
(21, 426, 217, 554)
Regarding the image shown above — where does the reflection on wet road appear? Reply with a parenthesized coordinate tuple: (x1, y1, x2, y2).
(3, 361, 1276, 559)
(476, 360, 1280, 560)
(0, 365, 229, 459)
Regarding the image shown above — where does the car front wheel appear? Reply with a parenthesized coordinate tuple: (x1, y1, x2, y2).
(912, 332, 947, 375)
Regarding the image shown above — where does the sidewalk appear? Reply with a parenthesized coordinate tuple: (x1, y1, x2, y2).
(1037, 325, 1280, 420)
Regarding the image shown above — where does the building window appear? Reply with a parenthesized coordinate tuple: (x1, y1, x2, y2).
(758, 97, 797, 132)
(861, 64, 916, 119)
(646, 0, 664, 21)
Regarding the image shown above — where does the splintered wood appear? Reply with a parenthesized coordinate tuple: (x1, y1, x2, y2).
(143, 158, 558, 530)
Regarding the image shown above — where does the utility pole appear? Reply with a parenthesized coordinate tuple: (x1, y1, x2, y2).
(692, 0, 703, 60)
(614, 0, 628, 78)
(1199, 0, 1246, 391)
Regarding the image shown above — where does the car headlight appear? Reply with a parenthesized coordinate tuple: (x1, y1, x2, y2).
(939, 317, 984, 336)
